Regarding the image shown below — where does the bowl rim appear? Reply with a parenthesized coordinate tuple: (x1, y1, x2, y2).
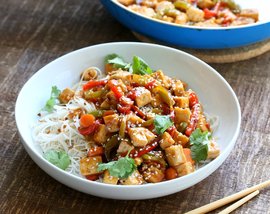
(15, 42, 241, 190)
(111, 0, 269, 30)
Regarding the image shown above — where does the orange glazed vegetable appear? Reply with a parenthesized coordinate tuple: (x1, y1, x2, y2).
(80, 114, 95, 128)
(165, 167, 178, 180)
(183, 148, 195, 165)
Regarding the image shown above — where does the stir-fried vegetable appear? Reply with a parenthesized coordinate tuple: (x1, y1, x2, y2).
(40, 53, 219, 185)
(119, 0, 258, 27)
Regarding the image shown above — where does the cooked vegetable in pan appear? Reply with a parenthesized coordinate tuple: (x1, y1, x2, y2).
(118, 0, 258, 27)
(33, 54, 220, 185)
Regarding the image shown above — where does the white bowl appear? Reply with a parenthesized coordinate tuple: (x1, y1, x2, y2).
(15, 42, 241, 200)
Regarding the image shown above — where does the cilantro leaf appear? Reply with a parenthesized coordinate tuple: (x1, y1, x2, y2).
(104, 53, 130, 69)
(190, 128, 211, 162)
(132, 56, 152, 75)
(98, 156, 136, 179)
(43, 86, 61, 112)
(44, 150, 71, 170)
(154, 115, 174, 135)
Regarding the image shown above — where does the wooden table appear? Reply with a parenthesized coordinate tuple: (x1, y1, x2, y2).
(1, 0, 269, 213)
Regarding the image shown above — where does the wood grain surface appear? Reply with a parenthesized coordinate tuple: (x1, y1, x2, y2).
(0, 0, 270, 213)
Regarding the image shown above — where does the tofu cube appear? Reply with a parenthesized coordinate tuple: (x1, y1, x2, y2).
(174, 96, 189, 108)
(118, 0, 135, 6)
(207, 140, 220, 159)
(172, 80, 185, 96)
(121, 170, 144, 185)
(174, 162, 194, 177)
(80, 156, 102, 176)
(59, 88, 74, 104)
(173, 130, 189, 147)
(103, 170, 119, 185)
(175, 107, 191, 123)
(165, 145, 186, 166)
(128, 127, 156, 147)
(142, 166, 165, 183)
(135, 87, 152, 107)
(103, 114, 120, 132)
(239, 9, 259, 22)
(117, 140, 134, 155)
(160, 132, 175, 150)
(186, 6, 204, 22)
(93, 124, 108, 145)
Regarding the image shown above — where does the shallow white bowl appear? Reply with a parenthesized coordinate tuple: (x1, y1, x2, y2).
(15, 42, 241, 200)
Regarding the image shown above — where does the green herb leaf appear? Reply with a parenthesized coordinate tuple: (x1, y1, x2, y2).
(98, 156, 136, 179)
(43, 86, 61, 112)
(154, 115, 174, 135)
(132, 56, 152, 75)
(190, 128, 211, 162)
(104, 54, 130, 69)
(44, 150, 71, 170)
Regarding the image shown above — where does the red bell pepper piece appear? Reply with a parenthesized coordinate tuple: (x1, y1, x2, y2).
(78, 120, 98, 135)
(185, 103, 200, 136)
(130, 139, 159, 158)
(188, 90, 199, 108)
(110, 85, 123, 100)
(145, 80, 156, 90)
(117, 104, 131, 114)
(131, 105, 146, 120)
(83, 80, 107, 91)
(85, 174, 99, 181)
(204, 1, 221, 19)
(204, 8, 217, 19)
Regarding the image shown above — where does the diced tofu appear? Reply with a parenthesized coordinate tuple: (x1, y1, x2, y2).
(81, 67, 97, 81)
(165, 145, 186, 166)
(175, 13, 188, 24)
(174, 96, 189, 108)
(117, 140, 134, 154)
(156, 1, 174, 15)
(121, 170, 144, 185)
(80, 156, 102, 176)
(103, 114, 120, 132)
(128, 127, 156, 147)
(93, 124, 108, 145)
(134, 157, 143, 166)
(197, 0, 215, 9)
(127, 113, 145, 124)
(151, 93, 162, 108)
(142, 165, 165, 183)
(175, 107, 191, 123)
(100, 99, 110, 109)
(103, 170, 119, 185)
(172, 130, 189, 147)
(152, 70, 171, 89)
(186, 6, 204, 22)
(128, 5, 156, 17)
(197, 114, 209, 132)
(231, 17, 255, 26)
(239, 9, 259, 22)
(172, 80, 185, 96)
(160, 132, 175, 150)
(207, 140, 220, 159)
(118, 0, 135, 6)
(174, 162, 194, 177)
(109, 70, 132, 83)
(59, 88, 74, 104)
(134, 87, 152, 107)
(106, 91, 117, 103)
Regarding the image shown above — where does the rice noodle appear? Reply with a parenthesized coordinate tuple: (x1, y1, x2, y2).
(33, 96, 96, 176)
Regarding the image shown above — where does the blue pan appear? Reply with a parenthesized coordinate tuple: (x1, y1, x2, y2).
(101, 0, 270, 49)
